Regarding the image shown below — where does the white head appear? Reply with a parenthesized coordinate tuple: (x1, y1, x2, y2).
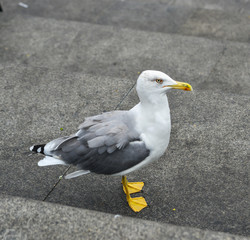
(136, 70, 192, 104)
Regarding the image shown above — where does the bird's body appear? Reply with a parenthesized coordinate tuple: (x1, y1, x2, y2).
(119, 99, 171, 176)
(30, 70, 192, 212)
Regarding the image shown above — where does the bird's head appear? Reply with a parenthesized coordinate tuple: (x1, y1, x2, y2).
(136, 70, 192, 103)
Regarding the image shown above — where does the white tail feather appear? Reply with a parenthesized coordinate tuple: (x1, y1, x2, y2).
(65, 170, 90, 179)
(38, 156, 67, 167)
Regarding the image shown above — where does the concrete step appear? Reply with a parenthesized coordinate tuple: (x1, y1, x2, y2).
(1, 0, 250, 43)
(0, 5, 249, 238)
(0, 65, 249, 236)
(0, 14, 249, 96)
(1, 194, 248, 240)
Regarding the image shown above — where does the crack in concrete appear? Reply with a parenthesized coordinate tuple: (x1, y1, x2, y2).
(205, 43, 227, 82)
(42, 82, 136, 201)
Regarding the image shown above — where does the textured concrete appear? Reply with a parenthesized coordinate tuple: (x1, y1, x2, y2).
(0, 194, 249, 240)
(2, 0, 250, 42)
(206, 42, 250, 96)
(0, 1, 250, 238)
(0, 15, 249, 95)
(45, 88, 249, 236)
(1, 63, 249, 236)
(0, 65, 134, 199)
(180, 8, 250, 42)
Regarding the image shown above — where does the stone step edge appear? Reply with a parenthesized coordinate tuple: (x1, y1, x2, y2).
(0, 194, 248, 240)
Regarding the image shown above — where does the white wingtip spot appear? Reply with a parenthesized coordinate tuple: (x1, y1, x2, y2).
(30, 146, 34, 151)
(37, 147, 41, 153)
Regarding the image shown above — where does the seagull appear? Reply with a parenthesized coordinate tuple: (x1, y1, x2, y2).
(30, 70, 192, 212)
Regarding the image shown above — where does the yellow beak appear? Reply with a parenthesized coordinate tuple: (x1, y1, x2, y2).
(164, 81, 193, 91)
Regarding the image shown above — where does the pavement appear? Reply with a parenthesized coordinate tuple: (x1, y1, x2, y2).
(2, 0, 250, 42)
(0, 0, 249, 239)
(1, 194, 249, 240)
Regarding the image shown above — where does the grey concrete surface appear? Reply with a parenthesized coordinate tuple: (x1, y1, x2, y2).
(0, 15, 250, 95)
(0, 65, 134, 199)
(180, 8, 250, 42)
(0, 1, 249, 238)
(0, 64, 249, 236)
(45, 88, 249, 236)
(2, 0, 250, 42)
(0, 194, 249, 240)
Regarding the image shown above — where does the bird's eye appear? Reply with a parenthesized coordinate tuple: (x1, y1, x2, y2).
(156, 79, 163, 84)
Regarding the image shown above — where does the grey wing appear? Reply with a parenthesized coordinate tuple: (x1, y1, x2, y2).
(46, 111, 150, 175)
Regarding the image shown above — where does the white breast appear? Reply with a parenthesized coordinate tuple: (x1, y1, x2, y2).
(113, 102, 171, 176)
(132, 102, 171, 159)
(113, 103, 171, 176)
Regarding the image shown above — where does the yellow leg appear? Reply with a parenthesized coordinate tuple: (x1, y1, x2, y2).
(122, 176, 148, 212)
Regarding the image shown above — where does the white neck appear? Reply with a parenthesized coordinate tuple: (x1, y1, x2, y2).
(137, 88, 168, 106)
(130, 94, 171, 156)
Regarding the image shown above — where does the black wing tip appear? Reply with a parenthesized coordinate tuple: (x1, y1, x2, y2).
(30, 144, 45, 154)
